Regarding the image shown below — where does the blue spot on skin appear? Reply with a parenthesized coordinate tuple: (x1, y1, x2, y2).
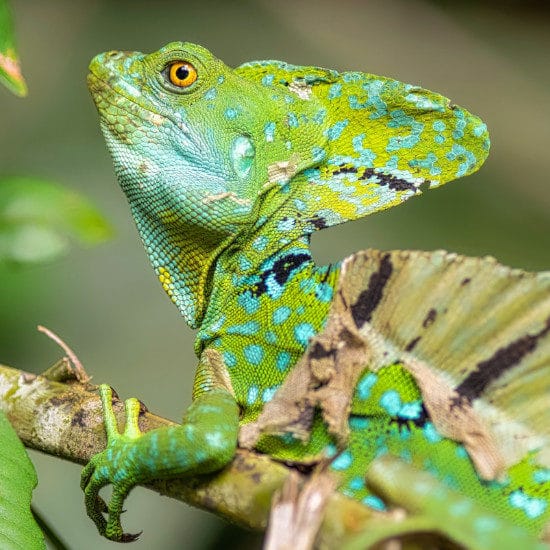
(209, 315, 226, 333)
(277, 218, 296, 231)
(352, 134, 376, 160)
(315, 282, 333, 302)
(247, 385, 259, 405)
(380, 390, 402, 415)
(239, 255, 252, 271)
(328, 82, 342, 99)
(349, 476, 364, 490)
(237, 292, 259, 314)
(224, 108, 238, 120)
(227, 321, 259, 335)
(313, 108, 327, 124)
(294, 323, 316, 346)
(433, 120, 446, 132)
(343, 72, 362, 83)
(276, 351, 291, 372)
(331, 450, 352, 471)
(300, 279, 316, 293)
(244, 344, 264, 365)
(362, 495, 387, 511)
(223, 351, 237, 368)
(406, 93, 445, 112)
(534, 469, 550, 484)
(294, 198, 306, 211)
(474, 122, 487, 137)
(273, 306, 291, 325)
(204, 87, 217, 100)
(384, 155, 399, 170)
(398, 401, 423, 420)
(446, 143, 477, 177)
(266, 274, 284, 299)
(386, 109, 424, 152)
(262, 386, 279, 403)
(434, 134, 445, 144)
(453, 112, 467, 139)
(349, 416, 370, 429)
(509, 490, 547, 519)
(265, 330, 277, 344)
(311, 146, 326, 162)
(357, 373, 378, 400)
(218, 75, 225, 84)
(264, 121, 276, 142)
(325, 444, 338, 458)
(423, 422, 443, 443)
(326, 120, 349, 141)
(349, 79, 387, 118)
(287, 112, 299, 128)
(262, 74, 275, 86)
(327, 134, 377, 170)
(253, 235, 268, 251)
(409, 152, 441, 176)
(455, 446, 469, 459)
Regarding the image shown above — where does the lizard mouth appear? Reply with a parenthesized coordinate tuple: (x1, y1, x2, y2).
(87, 71, 154, 118)
(87, 71, 190, 140)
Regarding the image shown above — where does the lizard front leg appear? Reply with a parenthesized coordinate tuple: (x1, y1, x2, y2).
(81, 383, 239, 542)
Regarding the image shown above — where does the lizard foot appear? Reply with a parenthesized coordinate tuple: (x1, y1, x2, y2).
(82, 383, 239, 542)
(81, 384, 143, 542)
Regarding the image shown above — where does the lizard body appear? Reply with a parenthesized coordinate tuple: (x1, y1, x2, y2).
(84, 42, 550, 547)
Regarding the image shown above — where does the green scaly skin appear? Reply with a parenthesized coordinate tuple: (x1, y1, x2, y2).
(84, 43, 548, 546)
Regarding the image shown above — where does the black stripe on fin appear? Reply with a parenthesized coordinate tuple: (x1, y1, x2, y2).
(350, 253, 393, 328)
(454, 317, 550, 403)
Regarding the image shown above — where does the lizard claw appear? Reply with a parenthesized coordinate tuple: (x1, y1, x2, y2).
(81, 384, 144, 542)
(120, 531, 142, 543)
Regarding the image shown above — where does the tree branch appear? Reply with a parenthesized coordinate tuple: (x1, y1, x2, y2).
(0, 363, 380, 547)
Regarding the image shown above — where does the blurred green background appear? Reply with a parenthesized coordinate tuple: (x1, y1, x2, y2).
(1, 0, 549, 548)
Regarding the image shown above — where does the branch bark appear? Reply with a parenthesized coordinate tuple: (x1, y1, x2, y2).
(0, 363, 379, 547)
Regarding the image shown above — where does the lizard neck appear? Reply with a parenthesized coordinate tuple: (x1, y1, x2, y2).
(196, 212, 341, 419)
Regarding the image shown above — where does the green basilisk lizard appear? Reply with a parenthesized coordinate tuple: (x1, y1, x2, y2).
(83, 42, 550, 547)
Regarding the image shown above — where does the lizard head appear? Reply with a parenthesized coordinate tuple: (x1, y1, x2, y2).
(89, 42, 490, 327)
(88, 42, 324, 237)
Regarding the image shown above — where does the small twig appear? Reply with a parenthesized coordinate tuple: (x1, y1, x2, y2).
(37, 325, 90, 383)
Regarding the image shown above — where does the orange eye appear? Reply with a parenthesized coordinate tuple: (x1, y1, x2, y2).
(168, 61, 197, 88)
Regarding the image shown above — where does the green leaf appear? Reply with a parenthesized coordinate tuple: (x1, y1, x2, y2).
(0, 0, 27, 96)
(0, 410, 45, 549)
(0, 176, 113, 265)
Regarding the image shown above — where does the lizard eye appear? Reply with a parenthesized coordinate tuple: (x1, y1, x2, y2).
(167, 61, 198, 88)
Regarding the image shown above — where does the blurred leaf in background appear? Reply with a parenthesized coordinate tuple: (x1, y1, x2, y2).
(0, 410, 45, 549)
(0, 0, 27, 96)
(0, 177, 112, 265)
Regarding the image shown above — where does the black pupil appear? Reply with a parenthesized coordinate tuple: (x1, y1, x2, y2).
(175, 64, 190, 81)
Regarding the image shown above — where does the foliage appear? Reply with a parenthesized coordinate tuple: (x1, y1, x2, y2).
(0, 176, 112, 265)
(0, 0, 26, 96)
(0, 410, 45, 549)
